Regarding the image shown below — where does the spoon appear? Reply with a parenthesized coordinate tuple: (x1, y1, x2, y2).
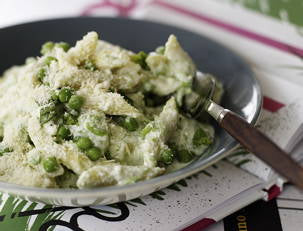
(184, 73, 303, 189)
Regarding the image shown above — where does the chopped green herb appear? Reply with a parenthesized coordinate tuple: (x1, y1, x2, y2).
(193, 128, 212, 147)
(159, 148, 174, 165)
(141, 123, 153, 137)
(63, 113, 78, 125)
(54, 104, 65, 121)
(130, 51, 149, 70)
(40, 104, 56, 124)
(86, 123, 107, 136)
(51, 90, 59, 102)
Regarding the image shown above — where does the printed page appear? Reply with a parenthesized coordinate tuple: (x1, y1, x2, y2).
(0, 161, 263, 231)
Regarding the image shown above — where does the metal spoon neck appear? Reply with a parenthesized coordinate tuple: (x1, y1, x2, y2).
(204, 100, 229, 123)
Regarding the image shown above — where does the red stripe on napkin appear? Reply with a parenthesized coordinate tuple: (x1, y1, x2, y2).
(263, 96, 284, 112)
(81, 0, 138, 16)
(153, 0, 303, 58)
(182, 218, 215, 231)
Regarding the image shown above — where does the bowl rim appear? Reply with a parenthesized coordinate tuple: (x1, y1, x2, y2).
(0, 16, 263, 198)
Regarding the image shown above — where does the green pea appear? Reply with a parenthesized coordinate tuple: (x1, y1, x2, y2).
(86, 147, 102, 161)
(86, 123, 107, 136)
(40, 105, 56, 124)
(130, 51, 149, 70)
(41, 41, 55, 55)
(44, 56, 57, 66)
(83, 60, 97, 71)
(57, 126, 71, 140)
(76, 137, 93, 150)
(176, 149, 194, 163)
(37, 68, 46, 82)
(42, 157, 59, 173)
(193, 128, 212, 147)
(58, 88, 72, 103)
(68, 95, 84, 110)
(159, 148, 174, 165)
(64, 114, 78, 125)
(56, 42, 70, 52)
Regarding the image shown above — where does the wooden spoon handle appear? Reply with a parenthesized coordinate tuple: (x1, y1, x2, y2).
(220, 111, 303, 189)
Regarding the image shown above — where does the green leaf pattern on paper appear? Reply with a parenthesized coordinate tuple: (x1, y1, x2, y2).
(219, 0, 303, 26)
(0, 194, 64, 231)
